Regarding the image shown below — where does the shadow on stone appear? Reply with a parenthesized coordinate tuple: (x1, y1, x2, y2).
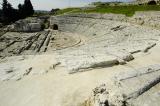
(52, 24, 58, 30)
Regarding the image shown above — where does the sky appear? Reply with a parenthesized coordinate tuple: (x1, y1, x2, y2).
(0, 0, 131, 10)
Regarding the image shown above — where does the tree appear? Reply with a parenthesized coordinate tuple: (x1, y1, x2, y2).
(23, 0, 34, 17)
(18, 0, 34, 18)
(2, 0, 8, 17)
(50, 8, 60, 15)
(2, 0, 11, 24)
(0, 9, 2, 23)
(1, 0, 34, 25)
(18, 4, 25, 19)
(8, 4, 19, 22)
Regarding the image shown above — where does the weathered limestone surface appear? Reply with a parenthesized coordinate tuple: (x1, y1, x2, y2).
(49, 13, 160, 73)
(87, 64, 160, 106)
(0, 12, 160, 80)
(0, 55, 59, 81)
(0, 12, 160, 106)
(7, 18, 42, 32)
(129, 11, 160, 28)
(0, 31, 51, 57)
(51, 11, 160, 29)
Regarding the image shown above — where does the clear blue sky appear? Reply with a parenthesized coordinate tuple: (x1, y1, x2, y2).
(0, 0, 132, 10)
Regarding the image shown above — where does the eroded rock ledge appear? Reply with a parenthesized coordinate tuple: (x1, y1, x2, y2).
(83, 64, 160, 106)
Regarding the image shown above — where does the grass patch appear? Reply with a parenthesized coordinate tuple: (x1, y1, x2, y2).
(56, 5, 160, 17)
(55, 8, 81, 15)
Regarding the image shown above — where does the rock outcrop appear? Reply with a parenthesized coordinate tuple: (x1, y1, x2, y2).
(0, 31, 51, 57)
(129, 11, 160, 28)
(0, 55, 60, 81)
(7, 18, 42, 32)
(84, 64, 160, 106)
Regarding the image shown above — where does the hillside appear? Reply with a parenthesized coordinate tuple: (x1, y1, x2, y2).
(55, 3, 160, 16)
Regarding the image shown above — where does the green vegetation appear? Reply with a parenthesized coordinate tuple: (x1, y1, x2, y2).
(34, 11, 49, 17)
(55, 5, 160, 17)
(1, 0, 34, 25)
(33, 8, 80, 16)
(55, 8, 81, 15)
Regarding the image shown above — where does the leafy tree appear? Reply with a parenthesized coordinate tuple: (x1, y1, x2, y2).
(0, 9, 2, 23)
(2, 0, 12, 24)
(2, 0, 8, 17)
(18, 4, 25, 19)
(50, 8, 60, 15)
(23, 0, 34, 17)
(1, 0, 34, 25)
(8, 4, 19, 22)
